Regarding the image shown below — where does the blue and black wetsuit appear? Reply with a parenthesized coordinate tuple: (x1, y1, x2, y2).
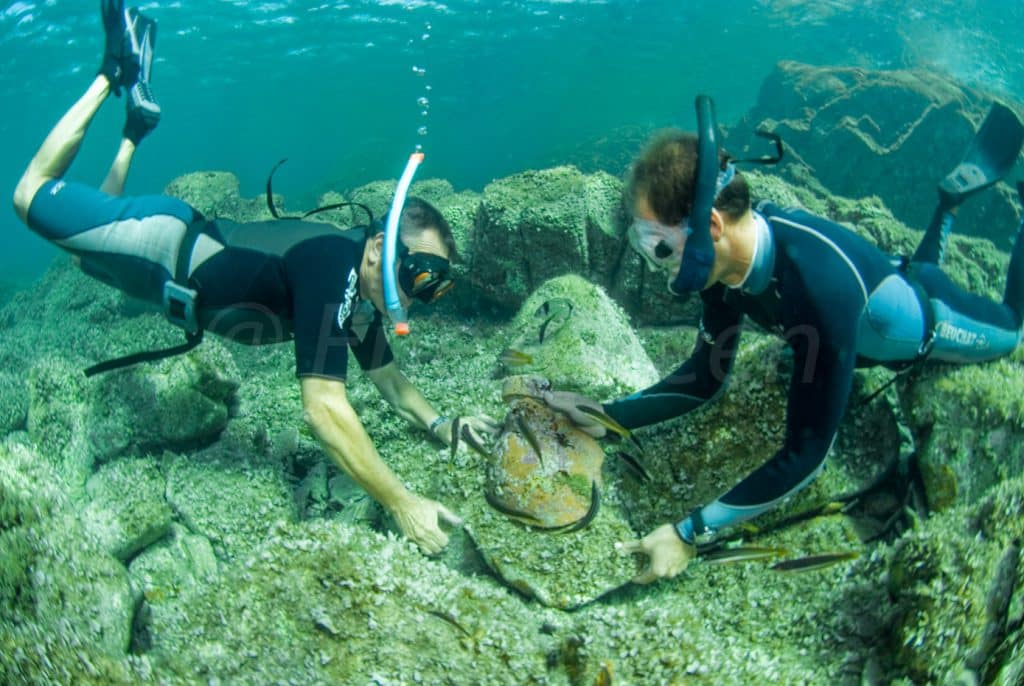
(605, 201, 1024, 543)
(25, 180, 392, 380)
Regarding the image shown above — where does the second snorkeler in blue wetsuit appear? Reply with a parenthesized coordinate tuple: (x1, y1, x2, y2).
(547, 97, 1024, 583)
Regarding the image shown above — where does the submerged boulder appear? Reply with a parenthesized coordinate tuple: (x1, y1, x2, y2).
(497, 274, 658, 400)
(901, 347, 1024, 510)
(729, 61, 1023, 248)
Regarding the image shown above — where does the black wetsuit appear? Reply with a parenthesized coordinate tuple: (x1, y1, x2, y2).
(605, 201, 1024, 542)
(25, 180, 392, 380)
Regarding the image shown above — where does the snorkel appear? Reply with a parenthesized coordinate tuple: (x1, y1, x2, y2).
(382, 151, 425, 335)
(669, 95, 734, 296)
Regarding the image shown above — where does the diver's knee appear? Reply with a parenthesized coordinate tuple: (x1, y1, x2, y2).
(12, 170, 46, 224)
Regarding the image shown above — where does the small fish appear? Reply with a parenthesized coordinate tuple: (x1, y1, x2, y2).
(575, 405, 644, 453)
(614, 451, 650, 483)
(500, 348, 534, 367)
(484, 489, 549, 528)
(701, 545, 789, 565)
(514, 413, 545, 469)
(770, 551, 860, 573)
(425, 609, 472, 638)
(534, 298, 574, 344)
(556, 482, 601, 533)
(449, 416, 462, 460)
(459, 423, 494, 461)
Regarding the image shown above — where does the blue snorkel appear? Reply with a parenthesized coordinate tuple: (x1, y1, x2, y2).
(382, 151, 425, 335)
(669, 95, 734, 296)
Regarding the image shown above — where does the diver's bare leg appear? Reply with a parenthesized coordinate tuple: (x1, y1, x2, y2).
(12, 75, 112, 223)
(100, 138, 138, 196)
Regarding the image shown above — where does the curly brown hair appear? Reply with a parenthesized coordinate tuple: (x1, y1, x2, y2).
(627, 129, 750, 225)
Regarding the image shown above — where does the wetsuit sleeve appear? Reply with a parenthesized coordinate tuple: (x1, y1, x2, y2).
(349, 310, 394, 372)
(677, 302, 858, 543)
(605, 285, 743, 430)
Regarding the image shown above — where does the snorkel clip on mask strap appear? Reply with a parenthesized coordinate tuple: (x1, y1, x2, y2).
(669, 95, 731, 296)
(382, 151, 425, 335)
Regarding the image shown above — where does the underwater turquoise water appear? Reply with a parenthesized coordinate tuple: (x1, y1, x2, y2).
(2, 0, 1022, 281)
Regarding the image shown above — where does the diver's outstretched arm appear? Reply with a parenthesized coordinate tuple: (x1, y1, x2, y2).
(13, 76, 112, 223)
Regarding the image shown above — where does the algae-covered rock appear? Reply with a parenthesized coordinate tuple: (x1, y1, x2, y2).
(26, 355, 94, 488)
(149, 520, 558, 685)
(128, 523, 219, 652)
(901, 348, 1024, 510)
(0, 442, 134, 660)
(499, 274, 659, 400)
(0, 371, 28, 437)
(163, 444, 295, 562)
(82, 457, 174, 562)
(164, 170, 273, 222)
(730, 61, 1023, 247)
(86, 340, 240, 463)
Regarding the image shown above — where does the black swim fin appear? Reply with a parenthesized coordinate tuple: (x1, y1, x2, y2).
(914, 103, 1024, 265)
(938, 102, 1024, 208)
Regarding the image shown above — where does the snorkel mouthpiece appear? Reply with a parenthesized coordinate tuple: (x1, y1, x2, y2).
(383, 151, 425, 335)
(669, 95, 723, 296)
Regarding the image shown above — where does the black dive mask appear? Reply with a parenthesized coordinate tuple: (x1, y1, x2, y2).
(397, 243, 454, 304)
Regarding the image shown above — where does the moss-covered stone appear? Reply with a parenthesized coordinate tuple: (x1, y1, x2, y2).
(82, 457, 174, 562)
(729, 61, 1022, 248)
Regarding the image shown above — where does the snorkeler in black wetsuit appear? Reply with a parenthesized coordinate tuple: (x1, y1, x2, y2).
(12, 0, 496, 556)
(546, 97, 1024, 583)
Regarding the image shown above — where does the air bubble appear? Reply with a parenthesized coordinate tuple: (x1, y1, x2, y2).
(421, 33, 430, 40)
(417, 97, 429, 107)
(417, 126, 428, 136)
(421, 110, 429, 117)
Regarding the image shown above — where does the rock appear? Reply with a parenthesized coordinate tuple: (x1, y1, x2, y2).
(163, 446, 295, 561)
(0, 442, 134, 658)
(128, 523, 219, 651)
(499, 274, 659, 399)
(147, 520, 557, 685)
(0, 371, 28, 436)
(165, 171, 273, 222)
(86, 339, 241, 463)
(902, 347, 1024, 510)
(82, 456, 174, 562)
(729, 61, 1022, 248)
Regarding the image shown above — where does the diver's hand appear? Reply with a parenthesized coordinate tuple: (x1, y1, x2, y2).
(540, 390, 607, 438)
(433, 415, 501, 448)
(389, 493, 464, 555)
(618, 523, 696, 584)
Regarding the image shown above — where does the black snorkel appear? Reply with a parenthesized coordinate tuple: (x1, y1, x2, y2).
(669, 95, 727, 295)
(667, 96, 783, 296)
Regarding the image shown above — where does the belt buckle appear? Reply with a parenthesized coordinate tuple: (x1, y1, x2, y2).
(163, 281, 200, 336)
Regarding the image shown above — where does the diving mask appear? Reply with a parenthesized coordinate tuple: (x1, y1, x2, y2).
(397, 246, 454, 304)
(627, 216, 690, 277)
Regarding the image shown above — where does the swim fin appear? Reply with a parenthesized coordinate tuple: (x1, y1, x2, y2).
(914, 103, 1024, 265)
(938, 102, 1024, 208)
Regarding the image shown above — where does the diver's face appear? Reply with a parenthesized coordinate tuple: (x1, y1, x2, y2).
(628, 194, 687, 277)
(363, 229, 451, 313)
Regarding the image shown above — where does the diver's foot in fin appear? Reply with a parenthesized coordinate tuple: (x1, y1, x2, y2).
(124, 82, 160, 144)
(122, 15, 160, 144)
(937, 103, 1024, 208)
(98, 2, 158, 97)
(98, 0, 127, 94)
